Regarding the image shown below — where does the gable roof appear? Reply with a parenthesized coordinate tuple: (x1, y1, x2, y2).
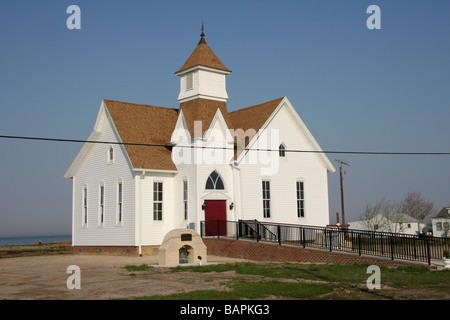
(229, 97, 284, 135)
(388, 213, 418, 223)
(66, 96, 335, 175)
(229, 97, 284, 158)
(104, 100, 178, 171)
(179, 98, 232, 137)
(434, 207, 450, 218)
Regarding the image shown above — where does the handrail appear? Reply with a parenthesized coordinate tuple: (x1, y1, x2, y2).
(240, 219, 277, 242)
(200, 219, 450, 265)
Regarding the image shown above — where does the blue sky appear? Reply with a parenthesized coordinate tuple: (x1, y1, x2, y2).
(0, 1, 449, 237)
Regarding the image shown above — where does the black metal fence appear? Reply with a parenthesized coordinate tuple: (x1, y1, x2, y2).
(200, 219, 450, 265)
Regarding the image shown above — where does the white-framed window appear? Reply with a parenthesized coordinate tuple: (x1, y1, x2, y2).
(296, 181, 305, 218)
(262, 180, 271, 218)
(82, 185, 88, 227)
(99, 183, 105, 226)
(186, 72, 193, 91)
(108, 146, 114, 163)
(183, 180, 188, 220)
(279, 143, 286, 157)
(117, 180, 123, 224)
(153, 182, 163, 221)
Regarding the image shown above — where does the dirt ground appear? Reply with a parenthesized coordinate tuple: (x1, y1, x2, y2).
(0, 253, 255, 300)
(1, 243, 448, 300)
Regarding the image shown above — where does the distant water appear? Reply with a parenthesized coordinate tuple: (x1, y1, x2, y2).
(0, 235, 71, 246)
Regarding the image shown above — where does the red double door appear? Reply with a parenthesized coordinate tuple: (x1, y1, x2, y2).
(204, 200, 227, 236)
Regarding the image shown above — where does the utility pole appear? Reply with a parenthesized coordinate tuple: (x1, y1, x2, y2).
(335, 159, 350, 225)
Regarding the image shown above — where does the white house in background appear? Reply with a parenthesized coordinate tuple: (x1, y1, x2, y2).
(431, 207, 450, 238)
(64, 27, 335, 255)
(348, 213, 423, 235)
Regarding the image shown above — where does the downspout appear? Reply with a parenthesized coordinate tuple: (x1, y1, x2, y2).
(138, 170, 145, 256)
(230, 162, 242, 221)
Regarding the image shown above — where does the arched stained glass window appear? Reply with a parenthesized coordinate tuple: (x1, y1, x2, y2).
(205, 170, 225, 190)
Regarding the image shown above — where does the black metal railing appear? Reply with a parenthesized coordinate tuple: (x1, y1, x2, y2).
(200, 219, 450, 265)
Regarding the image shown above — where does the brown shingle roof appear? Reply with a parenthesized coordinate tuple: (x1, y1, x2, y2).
(229, 97, 284, 158)
(176, 41, 231, 73)
(180, 99, 232, 137)
(104, 100, 178, 171)
(103, 97, 284, 170)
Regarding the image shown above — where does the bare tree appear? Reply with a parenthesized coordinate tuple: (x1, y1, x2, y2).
(359, 196, 391, 231)
(383, 206, 408, 234)
(399, 191, 434, 234)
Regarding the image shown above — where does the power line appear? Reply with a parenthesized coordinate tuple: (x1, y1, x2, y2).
(1, 134, 450, 156)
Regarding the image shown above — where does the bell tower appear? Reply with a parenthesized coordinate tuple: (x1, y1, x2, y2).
(175, 23, 231, 103)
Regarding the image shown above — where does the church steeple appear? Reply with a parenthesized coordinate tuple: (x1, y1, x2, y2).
(175, 24, 231, 103)
(199, 21, 207, 45)
(175, 24, 232, 137)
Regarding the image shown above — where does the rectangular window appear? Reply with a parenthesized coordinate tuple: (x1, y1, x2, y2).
(296, 181, 305, 218)
(183, 180, 188, 220)
(186, 72, 193, 90)
(436, 222, 442, 231)
(153, 182, 163, 221)
(82, 186, 88, 226)
(117, 181, 123, 223)
(99, 184, 104, 225)
(262, 180, 271, 218)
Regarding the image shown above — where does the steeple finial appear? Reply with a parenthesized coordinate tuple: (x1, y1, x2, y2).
(199, 21, 207, 44)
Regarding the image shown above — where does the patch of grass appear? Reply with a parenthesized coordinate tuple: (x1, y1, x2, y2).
(0, 242, 72, 258)
(135, 280, 333, 300)
(129, 262, 450, 300)
(171, 262, 450, 290)
(377, 265, 450, 289)
(124, 264, 153, 272)
(172, 262, 371, 284)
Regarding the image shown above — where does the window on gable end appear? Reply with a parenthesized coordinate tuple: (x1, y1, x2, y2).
(108, 146, 114, 163)
(279, 143, 286, 157)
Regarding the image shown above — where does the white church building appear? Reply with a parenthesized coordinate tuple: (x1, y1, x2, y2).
(64, 27, 335, 255)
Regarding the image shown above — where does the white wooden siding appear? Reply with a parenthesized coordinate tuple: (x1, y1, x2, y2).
(70, 97, 333, 247)
(238, 104, 331, 226)
(72, 108, 135, 246)
(178, 68, 228, 102)
(137, 172, 176, 246)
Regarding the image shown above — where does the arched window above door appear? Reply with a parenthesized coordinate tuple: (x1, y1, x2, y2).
(205, 170, 225, 190)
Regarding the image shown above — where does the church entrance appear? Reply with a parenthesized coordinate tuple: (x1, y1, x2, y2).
(204, 200, 227, 236)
